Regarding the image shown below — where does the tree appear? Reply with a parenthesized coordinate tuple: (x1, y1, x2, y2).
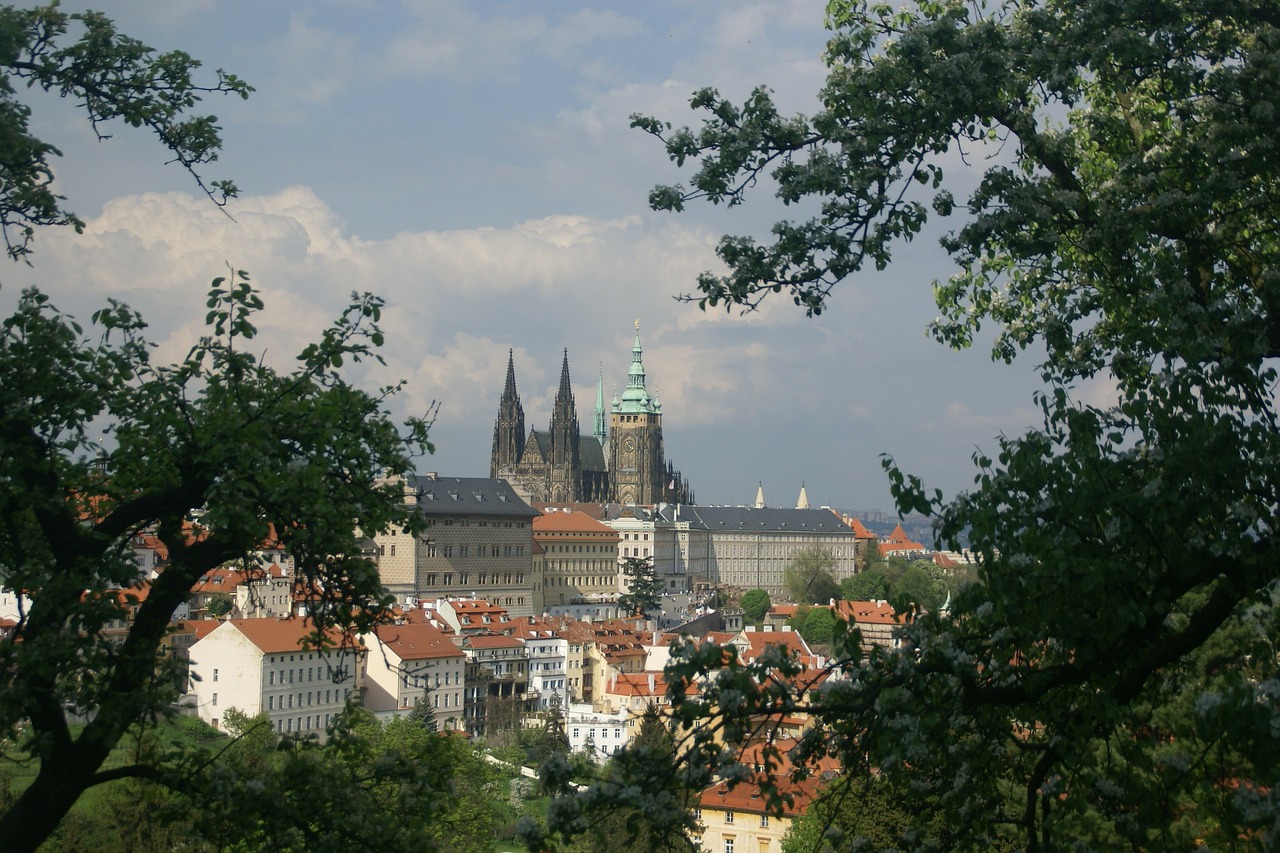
(612, 0, 1280, 848)
(783, 546, 839, 604)
(797, 606, 837, 647)
(839, 567, 889, 602)
(0, 274, 432, 851)
(190, 707, 503, 852)
(0, 4, 249, 260)
(617, 555, 662, 615)
(204, 591, 233, 618)
(739, 587, 771, 624)
(527, 703, 700, 853)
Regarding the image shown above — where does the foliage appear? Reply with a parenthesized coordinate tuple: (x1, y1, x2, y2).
(0, 4, 250, 260)
(617, 555, 662, 615)
(0, 274, 433, 851)
(841, 556, 949, 611)
(609, 0, 1280, 848)
(781, 773, 971, 853)
(740, 587, 771, 624)
(407, 683, 438, 732)
(783, 546, 840, 604)
(203, 591, 233, 618)
(524, 703, 699, 853)
(185, 707, 509, 852)
(797, 606, 837, 646)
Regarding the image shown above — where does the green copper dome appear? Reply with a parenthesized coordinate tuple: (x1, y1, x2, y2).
(614, 321, 659, 415)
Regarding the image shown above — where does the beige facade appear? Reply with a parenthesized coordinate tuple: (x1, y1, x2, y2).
(533, 510, 621, 612)
(361, 621, 466, 731)
(374, 474, 541, 617)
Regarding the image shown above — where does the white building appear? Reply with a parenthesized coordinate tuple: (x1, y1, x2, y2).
(186, 617, 364, 739)
(564, 701, 631, 761)
(362, 620, 466, 730)
(516, 626, 569, 710)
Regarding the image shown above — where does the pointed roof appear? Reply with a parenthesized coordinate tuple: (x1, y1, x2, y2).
(593, 363, 607, 445)
(555, 348, 573, 404)
(796, 482, 809, 509)
(754, 482, 765, 509)
(614, 320, 658, 415)
(847, 517, 878, 539)
(503, 349, 518, 399)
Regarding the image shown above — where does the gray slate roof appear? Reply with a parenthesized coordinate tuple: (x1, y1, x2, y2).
(652, 504, 854, 534)
(404, 474, 540, 519)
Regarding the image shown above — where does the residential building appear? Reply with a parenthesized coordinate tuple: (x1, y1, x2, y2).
(185, 617, 364, 739)
(831, 599, 909, 652)
(460, 633, 528, 735)
(362, 620, 466, 730)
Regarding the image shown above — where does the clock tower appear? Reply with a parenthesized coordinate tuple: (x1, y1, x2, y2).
(608, 321, 667, 506)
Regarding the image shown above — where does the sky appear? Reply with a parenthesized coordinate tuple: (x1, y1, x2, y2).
(3, 0, 1054, 518)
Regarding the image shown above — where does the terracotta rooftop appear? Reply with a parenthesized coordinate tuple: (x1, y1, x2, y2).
(372, 622, 464, 660)
(532, 510, 618, 536)
(833, 599, 905, 625)
(210, 617, 351, 654)
(463, 633, 525, 650)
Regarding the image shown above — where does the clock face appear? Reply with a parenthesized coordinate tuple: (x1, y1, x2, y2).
(623, 435, 635, 453)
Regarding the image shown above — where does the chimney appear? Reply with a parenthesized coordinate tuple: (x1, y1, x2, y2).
(648, 673, 655, 693)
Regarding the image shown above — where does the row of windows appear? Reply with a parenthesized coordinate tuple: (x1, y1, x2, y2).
(266, 688, 347, 710)
(423, 572, 525, 586)
(389, 520, 527, 531)
(268, 664, 350, 685)
(277, 712, 338, 733)
(382, 543, 527, 558)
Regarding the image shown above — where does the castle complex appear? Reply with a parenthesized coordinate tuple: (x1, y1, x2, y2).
(490, 323, 693, 506)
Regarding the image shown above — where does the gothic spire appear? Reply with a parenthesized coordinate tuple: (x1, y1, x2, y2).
(550, 348, 579, 466)
(503, 348, 518, 401)
(593, 363, 607, 445)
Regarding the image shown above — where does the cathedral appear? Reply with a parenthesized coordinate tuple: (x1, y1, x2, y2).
(490, 324, 693, 505)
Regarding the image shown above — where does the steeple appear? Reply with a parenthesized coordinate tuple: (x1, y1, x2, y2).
(617, 320, 655, 414)
(797, 482, 810, 509)
(549, 348, 579, 467)
(503, 348, 519, 402)
(491, 349, 525, 473)
(755, 482, 766, 509)
(593, 363, 607, 445)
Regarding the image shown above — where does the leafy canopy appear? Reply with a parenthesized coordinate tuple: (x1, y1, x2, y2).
(0, 3, 250, 260)
(0, 273, 433, 850)
(615, 0, 1280, 848)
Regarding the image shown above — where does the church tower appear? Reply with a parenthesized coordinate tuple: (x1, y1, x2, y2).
(608, 321, 667, 505)
(547, 350, 581, 502)
(490, 350, 525, 477)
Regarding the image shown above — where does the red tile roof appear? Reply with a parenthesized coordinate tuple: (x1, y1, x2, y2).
(214, 617, 351, 654)
(532, 510, 618, 536)
(372, 622, 464, 660)
(832, 599, 905, 625)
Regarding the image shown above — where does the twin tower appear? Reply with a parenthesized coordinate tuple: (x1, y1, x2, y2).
(490, 323, 693, 506)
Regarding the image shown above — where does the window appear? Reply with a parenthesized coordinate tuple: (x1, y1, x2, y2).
(725, 811, 734, 825)
(390, 544, 396, 557)
(212, 693, 218, 706)
(760, 815, 769, 828)
(724, 840, 734, 853)
(212, 668, 219, 682)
